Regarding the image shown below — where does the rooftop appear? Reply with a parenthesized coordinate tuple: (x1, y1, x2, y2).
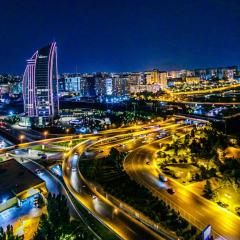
(0, 159, 44, 201)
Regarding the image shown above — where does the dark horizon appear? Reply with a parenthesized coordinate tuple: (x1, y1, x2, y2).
(0, 0, 240, 74)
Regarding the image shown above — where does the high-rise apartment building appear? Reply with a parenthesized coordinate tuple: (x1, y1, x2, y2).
(145, 70, 167, 88)
(65, 76, 81, 93)
(112, 74, 129, 96)
(80, 75, 96, 97)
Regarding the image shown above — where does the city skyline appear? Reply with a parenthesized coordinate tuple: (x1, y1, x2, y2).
(0, 0, 240, 73)
(1, 2, 240, 240)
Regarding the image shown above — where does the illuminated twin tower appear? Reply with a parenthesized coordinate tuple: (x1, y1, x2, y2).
(22, 42, 59, 124)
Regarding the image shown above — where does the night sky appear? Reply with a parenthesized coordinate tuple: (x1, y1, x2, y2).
(0, 0, 239, 73)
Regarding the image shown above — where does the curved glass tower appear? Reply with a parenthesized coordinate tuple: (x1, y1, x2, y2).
(22, 42, 59, 119)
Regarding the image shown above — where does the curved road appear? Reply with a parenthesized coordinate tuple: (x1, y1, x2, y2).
(124, 137, 240, 240)
(63, 140, 166, 240)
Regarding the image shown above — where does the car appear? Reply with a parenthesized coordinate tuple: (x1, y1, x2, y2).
(72, 165, 77, 171)
(167, 188, 175, 194)
(98, 150, 104, 153)
(37, 152, 47, 159)
(35, 169, 41, 175)
(41, 154, 47, 160)
(155, 135, 161, 140)
(92, 195, 97, 199)
(159, 175, 168, 182)
(146, 161, 150, 165)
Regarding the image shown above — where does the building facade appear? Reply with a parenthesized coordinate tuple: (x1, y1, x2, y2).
(22, 42, 59, 121)
(65, 76, 81, 93)
(145, 70, 167, 88)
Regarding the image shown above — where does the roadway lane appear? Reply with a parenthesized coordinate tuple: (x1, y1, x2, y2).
(124, 136, 240, 240)
(1, 119, 187, 240)
(63, 141, 166, 240)
(63, 124, 192, 240)
(21, 159, 78, 218)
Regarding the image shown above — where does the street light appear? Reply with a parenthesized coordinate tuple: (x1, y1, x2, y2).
(66, 128, 70, 134)
(43, 131, 48, 139)
(19, 135, 25, 143)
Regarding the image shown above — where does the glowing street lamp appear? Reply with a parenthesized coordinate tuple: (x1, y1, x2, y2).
(19, 135, 25, 143)
(43, 131, 48, 139)
(66, 128, 70, 134)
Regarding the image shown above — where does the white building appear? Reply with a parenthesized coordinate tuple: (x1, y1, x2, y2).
(65, 77, 81, 93)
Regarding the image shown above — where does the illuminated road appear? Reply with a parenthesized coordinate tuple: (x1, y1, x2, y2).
(169, 83, 240, 96)
(63, 140, 166, 240)
(3, 117, 224, 240)
(157, 98, 240, 106)
(62, 121, 196, 240)
(124, 136, 240, 240)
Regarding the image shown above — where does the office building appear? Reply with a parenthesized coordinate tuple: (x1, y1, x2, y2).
(22, 42, 59, 122)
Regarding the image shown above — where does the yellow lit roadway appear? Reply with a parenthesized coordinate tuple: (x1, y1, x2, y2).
(61, 120, 194, 239)
(156, 98, 240, 106)
(1, 118, 204, 240)
(0, 119, 178, 240)
(0, 119, 172, 154)
(62, 122, 195, 240)
(168, 83, 240, 96)
(63, 140, 167, 240)
(123, 135, 240, 240)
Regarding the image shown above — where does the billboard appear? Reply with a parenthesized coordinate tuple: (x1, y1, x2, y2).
(202, 225, 212, 240)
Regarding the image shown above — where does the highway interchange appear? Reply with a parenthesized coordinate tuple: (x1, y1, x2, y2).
(2, 116, 240, 240)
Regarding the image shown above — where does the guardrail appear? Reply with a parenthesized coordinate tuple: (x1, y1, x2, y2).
(94, 184, 177, 240)
(145, 184, 224, 239)
(73, 135, 179, 240)
(62, 140, 124, 240)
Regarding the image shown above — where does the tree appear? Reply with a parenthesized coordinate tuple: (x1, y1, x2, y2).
(33, 214, 52, 240)
(34, 194, 96, 240)
(0, 225, 23, 240)
(203, 180, 215, 199)
(106, 147, 125, 168)
(47, 194, 70, 228)
(34, 194, 70, 240)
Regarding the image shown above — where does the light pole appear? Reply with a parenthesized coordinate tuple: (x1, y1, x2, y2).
(19, 135, 25, 144)
(43, 131, 48, 139)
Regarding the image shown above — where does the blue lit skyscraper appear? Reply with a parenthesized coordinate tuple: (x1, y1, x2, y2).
(22, 42, 59, 121)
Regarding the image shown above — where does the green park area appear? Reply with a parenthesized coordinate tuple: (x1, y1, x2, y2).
(30, 138, 85, 152)
(31, 145, 64, 153)
(156, 125, 240, 216)
(52, 138, 85, 147)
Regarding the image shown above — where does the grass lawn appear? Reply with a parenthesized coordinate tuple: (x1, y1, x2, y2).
(187, 178, 240, 216)
(52, 139, 85, 147)
(214, 183, 240, 215)
(31, 145, 64, 152)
